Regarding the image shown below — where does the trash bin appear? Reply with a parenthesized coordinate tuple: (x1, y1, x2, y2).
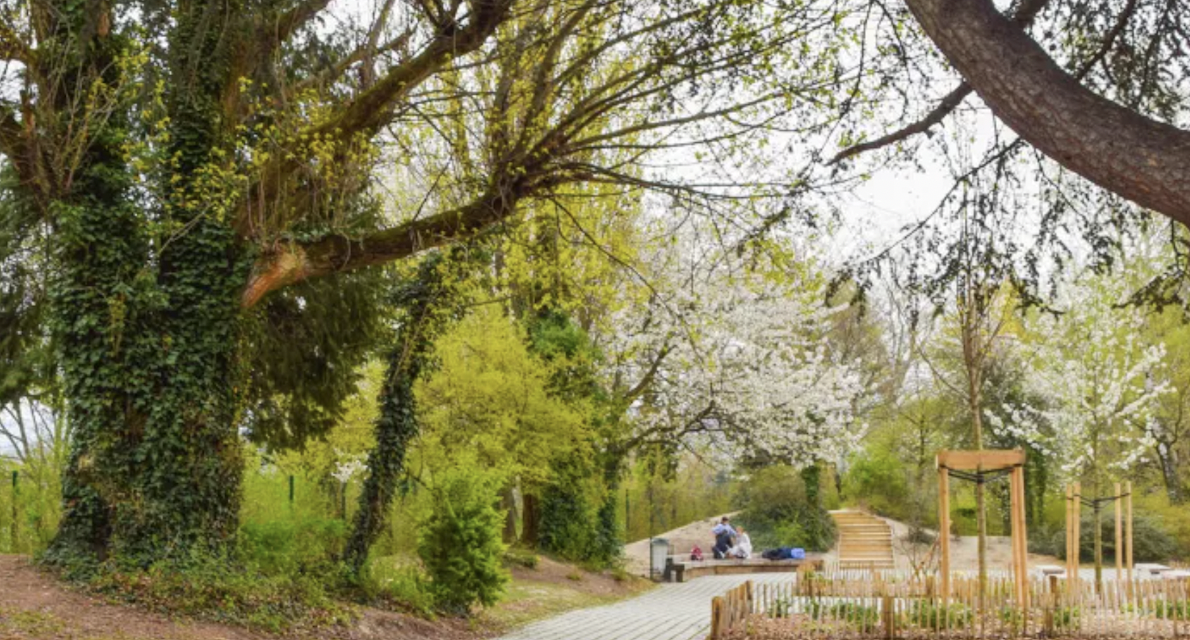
(650, 538, 670, 581)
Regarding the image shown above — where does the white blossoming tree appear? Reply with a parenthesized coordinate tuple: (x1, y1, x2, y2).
(597, 221, 867, 467)
(996, 277, 1169, 487)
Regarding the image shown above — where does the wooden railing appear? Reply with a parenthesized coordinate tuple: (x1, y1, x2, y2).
(709, 580, 753, 639)
(708, 570, 1190, 639)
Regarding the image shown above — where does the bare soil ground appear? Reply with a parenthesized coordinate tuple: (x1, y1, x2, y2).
(0, 554, 648, 640)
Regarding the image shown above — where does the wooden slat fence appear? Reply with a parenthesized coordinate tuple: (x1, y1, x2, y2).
(710, 580, 753, 639)
(708, 570, 1190, 639)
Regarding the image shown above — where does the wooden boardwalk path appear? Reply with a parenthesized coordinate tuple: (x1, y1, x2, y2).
(496, 574, 791, 640)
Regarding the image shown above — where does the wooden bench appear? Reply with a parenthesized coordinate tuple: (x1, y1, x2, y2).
(664, 555, 824, 582)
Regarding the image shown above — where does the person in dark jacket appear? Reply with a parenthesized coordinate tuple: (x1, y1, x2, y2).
(711, 516, 736, 559)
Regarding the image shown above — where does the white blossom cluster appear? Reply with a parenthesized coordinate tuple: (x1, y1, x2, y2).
(599, 224, 867, 467)
(986, 278, 1169, 482)
(332, 449, 367, 483)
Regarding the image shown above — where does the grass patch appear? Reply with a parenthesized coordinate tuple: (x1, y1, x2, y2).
(0, 606, 67, 636)
(80, 557, 355, 633)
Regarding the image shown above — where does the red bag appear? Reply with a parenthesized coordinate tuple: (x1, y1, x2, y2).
(690, 545, 704, 561)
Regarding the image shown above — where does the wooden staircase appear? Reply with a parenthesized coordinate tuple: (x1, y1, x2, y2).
(830, 510, 895, 570)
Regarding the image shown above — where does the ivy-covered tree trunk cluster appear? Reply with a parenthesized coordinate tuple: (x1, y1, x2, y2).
(46, 0, 247, 567)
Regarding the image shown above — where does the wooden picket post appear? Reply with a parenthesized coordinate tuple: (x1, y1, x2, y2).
(938, 465, 951, 602)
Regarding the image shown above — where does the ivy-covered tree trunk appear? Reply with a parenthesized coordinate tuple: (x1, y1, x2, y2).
(343, 349, 422, 573)
(46, 0, 247, 567)
(345, 253, 464, 574)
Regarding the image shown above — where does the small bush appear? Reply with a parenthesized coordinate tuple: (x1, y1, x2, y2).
(810, 601, 879, 629)
(1053, 605, 1081, 630)
(239, 515, 347, 576)
(417, 466, 509, 615)
(358, 561, 436, 617)
(1153, 600, 1190, 621)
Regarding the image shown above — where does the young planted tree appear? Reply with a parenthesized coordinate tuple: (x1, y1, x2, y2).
(1004, 273, 1169, 581)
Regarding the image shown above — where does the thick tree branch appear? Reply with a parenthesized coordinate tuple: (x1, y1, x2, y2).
(830, 0, 1052, 164)
(242, 179, 524, 307)
(903, 0, 1190, 223)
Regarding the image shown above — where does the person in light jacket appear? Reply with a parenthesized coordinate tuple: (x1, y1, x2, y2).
(729, 527, 752, 559)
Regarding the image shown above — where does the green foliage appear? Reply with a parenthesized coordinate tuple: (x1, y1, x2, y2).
(809, 601, 879, 629)
(239, 517, 347, 577)
(356, 561, 437, 617)
(416, 305, 589, 486)
(345, 251, 472, 573)
(841, 440, 927, 526)
(1052, 512, 1177, 563)
(243, 272, 388, 450)
(537, 454, 620, 567)
(1136, 492, 1190, 560)
(1152, 600, 1190, 620)
(621, 454, 733, 543)
(0, 465, 63, 554)
(417, 465, 510, 615)
(734, 465, 836, 551)
(1053, 606, 1082, 630)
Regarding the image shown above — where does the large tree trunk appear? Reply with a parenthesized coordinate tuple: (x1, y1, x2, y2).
(903, 0, 1190, 224)
(521, 493, 540, 546)
(45, 0, 246, 567)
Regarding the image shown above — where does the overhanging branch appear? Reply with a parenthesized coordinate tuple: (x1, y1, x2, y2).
(829, 0, 1053, 164)
(241, 179, 524, 307)
(903, 0, 1190, 223)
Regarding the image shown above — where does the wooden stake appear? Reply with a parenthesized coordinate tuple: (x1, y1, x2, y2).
(939, 466, 951, 602)
(1114, 482, 1122, 582)
(1125, 481, 1133, 586)
(1013, 466, 1029, 610)
(1073, 482, 1081, 597)
(1071, 482, 1080, 578)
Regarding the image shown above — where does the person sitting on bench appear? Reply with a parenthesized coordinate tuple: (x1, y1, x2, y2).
(711, 516, 736, 559)
(728, 527, 752, 559)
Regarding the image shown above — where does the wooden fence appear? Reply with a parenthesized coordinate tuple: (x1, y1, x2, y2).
(708, 571, 1190, 639)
